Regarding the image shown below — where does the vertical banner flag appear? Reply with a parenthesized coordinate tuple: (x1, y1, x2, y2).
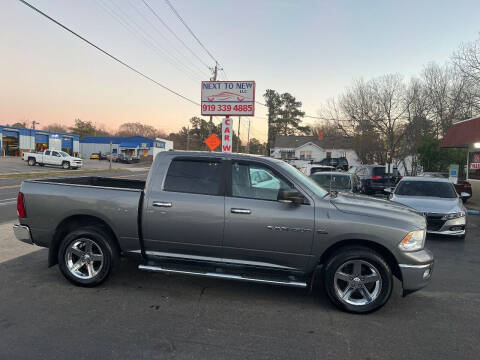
(222, 117, 232, 153)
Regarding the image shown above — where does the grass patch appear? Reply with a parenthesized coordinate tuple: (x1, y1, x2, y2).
(0, 168, 126, 180)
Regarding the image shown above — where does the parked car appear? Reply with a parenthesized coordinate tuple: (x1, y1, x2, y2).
(100, 152, 110, 160)
(23, 149, 83, 169)
(117, 153, 139, 164)
(454, 180, 472, 203)
(310, 172, 361, 193)
(13, 152, 433, 313)
(316, 157, 349, 171)
(386, 176, 468, 238)
(89, 153, 100, 160)
(420, 172, 473, 203)
(349, 165, 401, 195)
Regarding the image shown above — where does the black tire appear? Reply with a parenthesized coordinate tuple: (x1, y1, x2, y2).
(28, 158, 36, 166)
(39, 163, 45, 167)
(62, 161, 70, 170)
(58, 226, 120, 287)
(323, 246, 393, 313)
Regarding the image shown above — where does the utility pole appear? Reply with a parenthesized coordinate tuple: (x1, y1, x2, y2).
(109, 141, 112, 171)
(236, 117, 241, 153)
(186, 126, 190, 150)
(246, 119, 251, 153)
(31, 121, 38, 130)
(209, 61, 219, 138)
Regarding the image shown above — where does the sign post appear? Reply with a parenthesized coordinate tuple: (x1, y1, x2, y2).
(201, 81, 255, 153)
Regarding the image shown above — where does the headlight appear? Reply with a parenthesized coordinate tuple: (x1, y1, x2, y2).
(443, 212, 465, 220)
(399, 230, 425, 252)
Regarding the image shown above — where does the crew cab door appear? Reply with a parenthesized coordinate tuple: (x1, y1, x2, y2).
(223, 160, 315, 271)
(142, 157, 225, 260)
(49, 151, 63, 165)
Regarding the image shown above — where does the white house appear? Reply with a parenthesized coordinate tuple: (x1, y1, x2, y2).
(270, 136, 361, 168)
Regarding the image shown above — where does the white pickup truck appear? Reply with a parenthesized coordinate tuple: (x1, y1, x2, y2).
(23, 149, 83, 169)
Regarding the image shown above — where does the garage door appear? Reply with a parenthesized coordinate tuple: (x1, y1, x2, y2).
(35, 134, 49, 144)
(2, 130, 19, 138)
(62, 137, 73, 154)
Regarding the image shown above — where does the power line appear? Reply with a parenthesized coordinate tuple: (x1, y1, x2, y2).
(100, 0, 205, 82)
(126, 0, 210, 79)
(96, 0, 201, 84)
(141, 0, 211, 71)
(164, 0, 220, 65)
(17, 0, 199, 106)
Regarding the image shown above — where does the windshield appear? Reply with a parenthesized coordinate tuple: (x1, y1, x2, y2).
(276, 160, 328, 197)
(58, 151, 69, 157)
(395, 180, 457, 198)
(311, 174, 351, 190)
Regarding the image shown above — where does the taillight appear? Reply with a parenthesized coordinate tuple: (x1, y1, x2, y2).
(369, 176, 382, 180)
(17, 192, 26, 218)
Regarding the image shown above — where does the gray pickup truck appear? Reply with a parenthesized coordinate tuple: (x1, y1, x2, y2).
(13, 152, 433, 313)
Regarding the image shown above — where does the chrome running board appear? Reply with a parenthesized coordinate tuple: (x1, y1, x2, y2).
(138, 264, 307, 288)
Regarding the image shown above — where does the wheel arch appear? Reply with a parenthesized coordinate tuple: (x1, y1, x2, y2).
(49, 214, 121, 267)
(318, 239, 402, 281)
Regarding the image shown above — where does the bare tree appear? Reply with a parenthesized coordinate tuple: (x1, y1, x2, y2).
(43, 123, 69, 133)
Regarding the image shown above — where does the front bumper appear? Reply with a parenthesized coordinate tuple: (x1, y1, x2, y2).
(399, 248, 434, 296)
(427, 216, 466, 236)
(13, 224, 33, 245)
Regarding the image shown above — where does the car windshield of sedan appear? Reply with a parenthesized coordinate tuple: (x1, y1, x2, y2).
(395, 180, 457, 198)
(311, 174, 351, 190)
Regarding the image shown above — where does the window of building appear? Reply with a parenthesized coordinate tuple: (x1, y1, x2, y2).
(469, 152, 480, 180)
(164, 160, 223, 195)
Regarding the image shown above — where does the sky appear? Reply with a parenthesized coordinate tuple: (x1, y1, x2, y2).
(1, 0, 479, 142)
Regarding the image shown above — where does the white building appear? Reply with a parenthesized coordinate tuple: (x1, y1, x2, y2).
(270, 136, 361, 168)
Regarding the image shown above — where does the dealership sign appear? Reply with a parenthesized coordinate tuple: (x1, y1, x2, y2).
(469, 152, 480, 169)
(221, 117, 232, 153)
(201, 81, 255, 116)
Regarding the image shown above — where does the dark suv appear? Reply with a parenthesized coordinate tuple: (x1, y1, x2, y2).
(316, 157, 349, 171)
(349, 165, 401, 195)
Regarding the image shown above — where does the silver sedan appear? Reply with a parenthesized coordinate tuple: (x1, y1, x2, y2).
(386, 176, 469, 238)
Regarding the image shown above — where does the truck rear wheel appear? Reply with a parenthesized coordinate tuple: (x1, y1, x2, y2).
(323, 247, 393, 313)
(28, 158, 36, 166)
(58, 226, 120, 287)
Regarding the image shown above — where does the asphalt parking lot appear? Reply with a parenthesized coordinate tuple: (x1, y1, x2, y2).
(0, 156, 149, 174)
(0, 213, 479, 359)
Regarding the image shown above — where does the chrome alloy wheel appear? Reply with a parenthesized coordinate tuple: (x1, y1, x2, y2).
(334, 260, 382, 306)
(65, 238, 104, 279)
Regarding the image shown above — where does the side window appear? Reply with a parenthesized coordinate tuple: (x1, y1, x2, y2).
(232, 162, 293, 201)
(164, 160, 222, 196)
(45, 151, 51, 156)
(52, 151, 60, 157)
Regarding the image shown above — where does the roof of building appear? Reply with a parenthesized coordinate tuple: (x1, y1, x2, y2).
(440, 116, 480, 148)
(0, 125, 80, 139)
(273, 135, 354, 150)
(80, 136, 155, 146)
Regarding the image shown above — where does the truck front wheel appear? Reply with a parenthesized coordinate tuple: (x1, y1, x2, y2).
(323, 247, 393, 313)
(62, 161, 70, 169)
(58, 226, 120, 287)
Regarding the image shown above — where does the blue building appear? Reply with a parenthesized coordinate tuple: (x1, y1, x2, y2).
(0, 125, 80, 157)
(79, 136, 173, 159)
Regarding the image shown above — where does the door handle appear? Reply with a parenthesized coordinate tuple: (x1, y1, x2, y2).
(231, 208, 251, 214)
(152, 201, 172, 208)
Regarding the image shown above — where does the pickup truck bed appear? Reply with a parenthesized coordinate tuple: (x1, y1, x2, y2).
(33, 176, 146, 190)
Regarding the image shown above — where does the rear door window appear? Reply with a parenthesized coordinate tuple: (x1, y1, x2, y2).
(372, 167, 386, 176)
(45, 151, 51, 156)
(164, 159, 223, 196)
